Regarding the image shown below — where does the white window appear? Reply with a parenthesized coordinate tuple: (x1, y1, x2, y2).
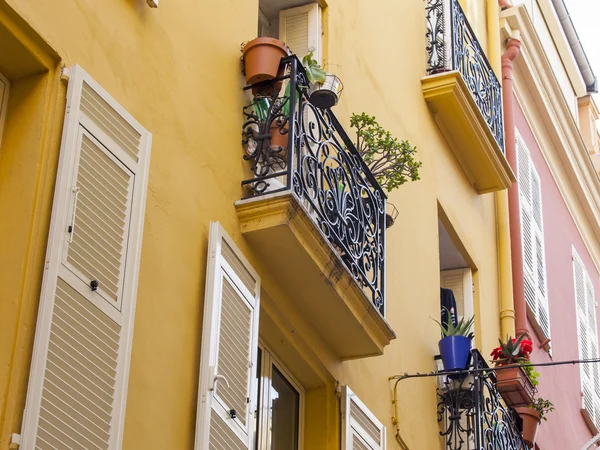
(0, 70, 10, 147)
(516, 128, 550, 340)
(255, 342, 304, 450)
(195, 222, 261, 450)
(573, 248, 600, 431)
(341, 386, 386, 450)
(19, 65, 152, 449)
(258, 1, 322, 63)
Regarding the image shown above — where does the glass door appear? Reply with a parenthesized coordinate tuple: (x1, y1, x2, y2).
(254, 341, 304, 450)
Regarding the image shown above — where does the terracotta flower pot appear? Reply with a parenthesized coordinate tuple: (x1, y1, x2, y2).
(515, 407, 541, 447)
(243, 37, 290, 85)
(495, 365, 535, 407)
(269, 120, 289, 154)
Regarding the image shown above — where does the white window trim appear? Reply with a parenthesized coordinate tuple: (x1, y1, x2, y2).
(0, 71, 10, 147)
(256, 339, 305, 450)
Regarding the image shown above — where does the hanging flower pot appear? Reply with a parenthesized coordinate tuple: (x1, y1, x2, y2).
(515, 407, 541, 447)
(439, 336, 472, 371)
(308, 73, 344, 109)
(495, 365, 535, 407)
(385, 202, 399, 228)
(242, 37, 290, 86)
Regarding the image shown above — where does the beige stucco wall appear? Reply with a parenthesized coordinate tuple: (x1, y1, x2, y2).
(0, 0, 503, 448)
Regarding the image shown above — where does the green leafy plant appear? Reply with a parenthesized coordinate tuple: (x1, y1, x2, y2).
(530, 397, 554, 421)
(302, 50, 326, 85)
(350, 113, 421, 192)
(432, 308, 475, 339)
(521, 360, 540, 387)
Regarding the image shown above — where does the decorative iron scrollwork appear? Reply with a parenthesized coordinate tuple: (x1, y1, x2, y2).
(425, 0, 505, 152)
(437, 351, 528, 450)
(241, 56, 386, 314)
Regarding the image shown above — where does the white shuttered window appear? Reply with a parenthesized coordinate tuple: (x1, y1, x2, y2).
(20, 65, 152, 449)
(516, 129, 550, 340)
(195, 222, 261, 450)
(279, 3, 322, 63)
(573, 248, 600, 430)
(342, 386, 386, 450)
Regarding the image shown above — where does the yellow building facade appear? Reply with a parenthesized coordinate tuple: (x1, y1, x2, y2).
(0, 0, 517, 449)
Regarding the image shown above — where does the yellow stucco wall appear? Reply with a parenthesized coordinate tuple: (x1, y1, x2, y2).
(0, 0, 504, 448)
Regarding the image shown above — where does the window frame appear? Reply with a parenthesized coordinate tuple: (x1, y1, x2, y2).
(256, 339, 305, 450)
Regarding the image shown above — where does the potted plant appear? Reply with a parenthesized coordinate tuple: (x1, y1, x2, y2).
(433, 309, 475, 371)
(302, 51, 343, 109)
(242, 38, 290, 86)
(350, 113, 422, 227)
(515, 397, 554, 447)
(490, 334, 536, 407)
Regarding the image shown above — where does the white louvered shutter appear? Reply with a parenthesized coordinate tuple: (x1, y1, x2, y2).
(20, 65, 151, 449)
(279, 3, 322, 63)
(516, 129, 550, 339)
(440, 268, 474, 320)
(0, 71, 10, 147)
(195, 222, 261, 450)
(342, 386, 386, 450)
(573, 249, 600, 429)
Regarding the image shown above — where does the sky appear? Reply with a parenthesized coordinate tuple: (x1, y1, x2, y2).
(563, 0, 600, 99)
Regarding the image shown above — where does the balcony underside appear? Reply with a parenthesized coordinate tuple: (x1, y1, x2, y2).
(422, 71, 516, 193)
(235, 192, 396, 360)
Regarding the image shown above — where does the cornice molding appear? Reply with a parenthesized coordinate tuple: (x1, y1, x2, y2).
(501, 5, 600, 273)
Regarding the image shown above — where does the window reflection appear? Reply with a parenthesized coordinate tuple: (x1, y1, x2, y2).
(269, 365, 299, 450)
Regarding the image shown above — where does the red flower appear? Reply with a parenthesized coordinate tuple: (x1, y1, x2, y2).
(520, 339, 533, 354)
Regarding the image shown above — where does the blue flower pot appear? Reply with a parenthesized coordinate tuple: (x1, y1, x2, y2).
(439, 336, 472, 371)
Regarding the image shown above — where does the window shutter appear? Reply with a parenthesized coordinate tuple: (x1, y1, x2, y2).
(0, 71, 10, 147)
(440, 268, 474, 320)
(20, 65, 152, 449)
(195, 222, 261, 450)
(279, 3, 322, 63)
(573, 249, 600, 428)
(516, 129, 550, 339)
(341, 386, 386, 450)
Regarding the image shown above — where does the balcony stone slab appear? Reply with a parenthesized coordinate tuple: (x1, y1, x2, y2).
(422, 71, 516, 193)
(235, 192, 396, 360)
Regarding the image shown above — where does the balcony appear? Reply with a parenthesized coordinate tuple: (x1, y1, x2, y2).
(236, 56, 395, 359)
(422, 0, 515, 193)
(437, 350, 528, 450)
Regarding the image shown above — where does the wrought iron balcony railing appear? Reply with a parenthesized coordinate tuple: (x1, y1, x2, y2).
(241, 56, 386, 315)
(437, 350, 527, 450)
(425, 0, 505, 152)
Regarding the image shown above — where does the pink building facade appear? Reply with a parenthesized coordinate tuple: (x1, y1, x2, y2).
(502, 3, 600, 448)
(513, 99, 599, 448)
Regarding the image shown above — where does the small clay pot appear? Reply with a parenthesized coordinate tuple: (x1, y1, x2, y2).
(269, 121, 289, 154)
(243, 37, 289, 85)
(515, 407, 540, 448)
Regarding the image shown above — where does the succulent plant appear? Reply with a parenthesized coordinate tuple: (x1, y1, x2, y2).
(432, 308, 475, 339)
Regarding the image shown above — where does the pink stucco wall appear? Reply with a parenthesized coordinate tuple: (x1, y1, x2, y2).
(514, 98, 600, 449)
